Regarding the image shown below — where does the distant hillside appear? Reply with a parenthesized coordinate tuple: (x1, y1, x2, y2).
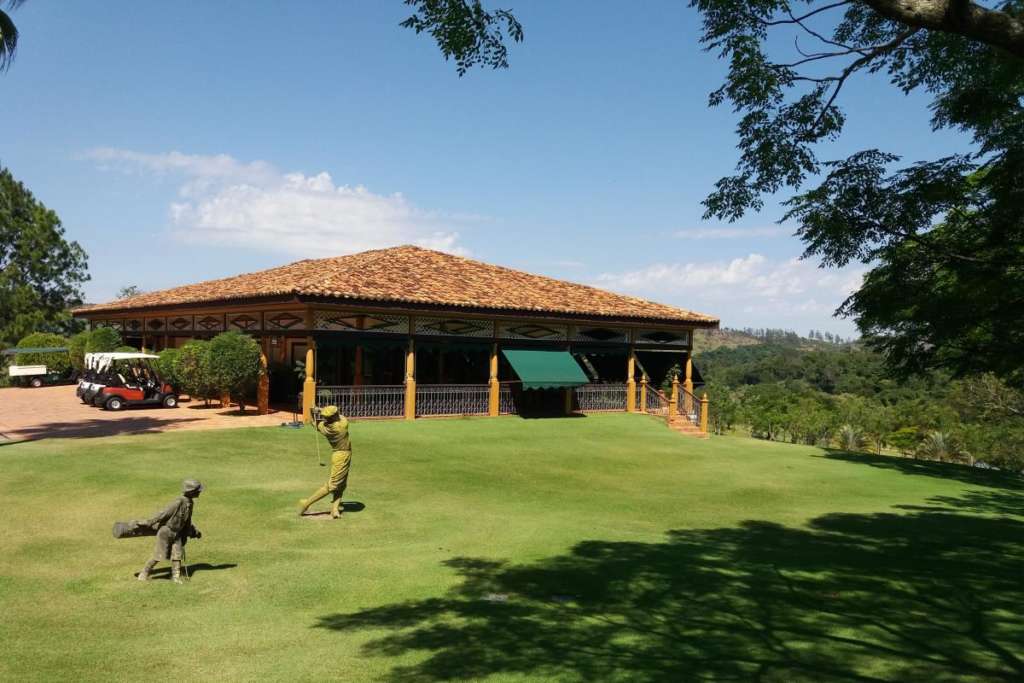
(693, 329, 763, 353)
(693, 327, 854, 354)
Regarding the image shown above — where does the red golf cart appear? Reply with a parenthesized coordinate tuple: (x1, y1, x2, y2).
(90, 353, 179, 411)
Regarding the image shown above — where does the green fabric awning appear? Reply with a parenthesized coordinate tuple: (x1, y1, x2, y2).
(3, 347, 68, 356)
(502, 349, 590, 390)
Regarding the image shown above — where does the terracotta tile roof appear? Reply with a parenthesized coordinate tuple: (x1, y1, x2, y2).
(73, 246, 718, 325)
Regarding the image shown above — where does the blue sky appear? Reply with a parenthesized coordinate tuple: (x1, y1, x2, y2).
(4, 1, 969, 336)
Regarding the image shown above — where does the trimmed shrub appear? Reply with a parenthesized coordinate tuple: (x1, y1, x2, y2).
(207, 331, 262, 413)
(14, 332, 71, 374)
(67, 331, 90, 372)
(85, 327, 122, 354)
(154, 348, 181, 390)
(174, 340, 216, 405)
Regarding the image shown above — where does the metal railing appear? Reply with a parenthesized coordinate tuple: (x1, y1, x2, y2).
(314, 385, 405, 419)
(416, 383, 490, 417)
(675, 386, 701, 428)
(499, 382, 519, 415)
(644, 387, 671, 418)
(574, 383, 628, 412)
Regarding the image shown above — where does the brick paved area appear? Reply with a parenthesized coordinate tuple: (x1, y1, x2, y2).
(0, 385, 294, 442)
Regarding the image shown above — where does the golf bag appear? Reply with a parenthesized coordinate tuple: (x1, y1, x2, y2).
(112, 520, 157, 539)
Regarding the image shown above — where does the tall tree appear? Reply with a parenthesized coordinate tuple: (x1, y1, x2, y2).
(407, 1, 1024, 383)
(688, 0, 1024, 383)
(117, 285, 142, 299)
(0, 0, 24, 71)
(0, 166, 90, 345)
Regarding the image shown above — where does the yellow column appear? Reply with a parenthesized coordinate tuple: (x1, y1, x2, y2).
(564, 387, 574, 415)
(683, 354, 694, 416)
(301, 343, 316, 424)
(257, 339, 270, 415)
(669, 375, 679, 418)
(700, 393, 709, 434)
(640, 376, 647, 413)
(404, 338, 416, 420)
(625, 348, 637, 413)
(488, 343, 499, 416)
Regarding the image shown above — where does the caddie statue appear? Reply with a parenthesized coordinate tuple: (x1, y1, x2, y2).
(115, 479, 204, 584)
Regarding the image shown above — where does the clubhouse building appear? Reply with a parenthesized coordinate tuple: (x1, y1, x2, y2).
(73, 246, 718, 430)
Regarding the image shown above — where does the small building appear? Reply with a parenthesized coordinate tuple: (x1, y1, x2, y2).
(73, 246, 718, 425)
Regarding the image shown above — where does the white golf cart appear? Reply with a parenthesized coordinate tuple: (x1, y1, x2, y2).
(79, 352, 178, 410)
(3, 346, 72, 388)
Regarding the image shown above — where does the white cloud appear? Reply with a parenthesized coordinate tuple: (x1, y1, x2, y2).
(84, 148, 471, 257)
(674, 226, 790, 239)
(596, 254, 866, 330)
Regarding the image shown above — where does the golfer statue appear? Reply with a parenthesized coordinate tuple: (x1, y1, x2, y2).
(136, 479, 203, 584)
(299, 405, 352, 519)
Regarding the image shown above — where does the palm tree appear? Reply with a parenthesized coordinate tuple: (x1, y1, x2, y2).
(916, 431, 973, 465)
(0, 1, 26, 72)
(836, 424, 865, 452)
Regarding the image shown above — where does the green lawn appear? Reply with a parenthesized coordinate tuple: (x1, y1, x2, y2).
(0, 414, 1021, 681)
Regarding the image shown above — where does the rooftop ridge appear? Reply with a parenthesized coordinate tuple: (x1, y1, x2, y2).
(74, 244, 719, 325)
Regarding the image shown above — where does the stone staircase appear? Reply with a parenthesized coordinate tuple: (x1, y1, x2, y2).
(667, 415, 709, 439)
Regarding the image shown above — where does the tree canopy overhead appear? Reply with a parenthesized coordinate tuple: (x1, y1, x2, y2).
(405, 1, 1024, 384)
(0, 0, 24, 72)
(689, 0, 1024, 383)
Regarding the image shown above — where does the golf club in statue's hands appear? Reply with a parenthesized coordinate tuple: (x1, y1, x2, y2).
(311, 406, 324, 467)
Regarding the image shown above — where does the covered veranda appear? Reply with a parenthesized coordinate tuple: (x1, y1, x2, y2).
(72, 246, 719, 430)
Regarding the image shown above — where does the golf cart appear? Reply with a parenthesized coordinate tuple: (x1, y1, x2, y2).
(78, 352, 126, 404)
(3, 347, 73, 388)
(83, 352, 179, 410)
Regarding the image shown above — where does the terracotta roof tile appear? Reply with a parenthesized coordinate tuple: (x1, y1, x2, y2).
(74, 246, 718, 325)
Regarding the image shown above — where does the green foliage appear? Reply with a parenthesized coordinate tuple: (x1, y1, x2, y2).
(13, 332, 69, 374)
(116, 285, 141, 299)
(689, 1, 1024, 384)
(66, 331, 90, 372)
(704, 382, 738, 435)
(916, 431, 971, 465)
(0, 1, 24, 72)
(0, 166, 89, 346)
(153, 348, 181, 389)
(84, 327, 122, 354)
(206, 331, 262, 411)
(836, 424, 866, 452)
(888, 427, 922, 455)
(401, 0, 523, 76)
(700, 340, 1024, 470)
(174, 340, 216, 404)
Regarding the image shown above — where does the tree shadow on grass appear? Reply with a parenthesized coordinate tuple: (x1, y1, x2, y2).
(1, 416, 206, 442)
(822, 450, 1023, 491)
(315, 511, 1023, 682)
(897, 489, 1024, 518)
